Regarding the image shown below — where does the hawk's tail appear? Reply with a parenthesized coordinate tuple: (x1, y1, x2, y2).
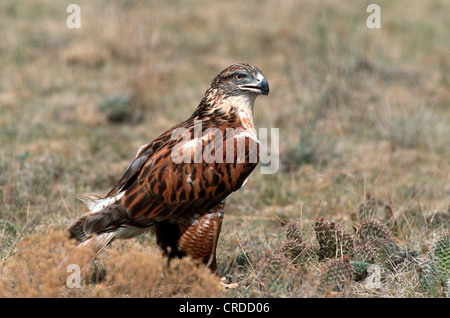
(68, 213, 90, 242)
(68, 192, 148, 250)
(62, 193, 146, 274)
(68, 192, 130, 242)
(63, 193, 127, 270)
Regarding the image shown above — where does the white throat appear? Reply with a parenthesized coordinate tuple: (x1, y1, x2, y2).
(230, 93, 257, 132)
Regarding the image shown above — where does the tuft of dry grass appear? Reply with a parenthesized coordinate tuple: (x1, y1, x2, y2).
(0, 231, 219, 298)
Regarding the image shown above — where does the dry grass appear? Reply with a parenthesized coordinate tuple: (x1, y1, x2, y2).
(0, 0, 449, 297)
(0, 230, 219, 297)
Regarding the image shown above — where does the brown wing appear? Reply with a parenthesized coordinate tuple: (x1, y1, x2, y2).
(121, 119, 259, 227)
(104, 120, 189, 198)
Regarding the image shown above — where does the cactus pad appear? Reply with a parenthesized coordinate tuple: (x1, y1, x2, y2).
(320, 255, 354, 291)
(314, 218, 355, 259)
(356, 219, 392, 243)
(281, 221, 304, 261)
(419, 232, 450, 295)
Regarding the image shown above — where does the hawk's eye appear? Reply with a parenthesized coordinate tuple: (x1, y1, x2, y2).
(234, 73, 245, 81)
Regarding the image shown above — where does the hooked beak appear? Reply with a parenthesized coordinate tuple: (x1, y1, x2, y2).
(238, 74, 269, 95)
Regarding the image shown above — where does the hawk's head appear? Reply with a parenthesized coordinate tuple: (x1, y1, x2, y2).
(210, 63, 269, 99)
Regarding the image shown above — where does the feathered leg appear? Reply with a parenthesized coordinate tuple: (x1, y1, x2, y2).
(177, 200, 225, 272)
(153, 200, 226, 272)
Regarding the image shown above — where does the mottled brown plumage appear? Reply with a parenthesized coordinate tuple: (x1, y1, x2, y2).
(68, 63, 269, 271)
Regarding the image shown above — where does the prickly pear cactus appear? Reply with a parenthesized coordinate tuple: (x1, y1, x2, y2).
(419, 232, 450, 296)
(320, 255, 354, 291)
(314, 218, 354, 259)
(254, 251, 291, 284)
(419, 256, 438, 293)
(356, 219, 392, 243)
(354, 241, 377, 263)
(286, 220, 302, 243)
(281, 220, 304, 261)
(434, 233, 450, 282)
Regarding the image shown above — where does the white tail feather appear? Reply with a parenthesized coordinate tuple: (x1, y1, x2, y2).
(76, 192, 125, 214)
